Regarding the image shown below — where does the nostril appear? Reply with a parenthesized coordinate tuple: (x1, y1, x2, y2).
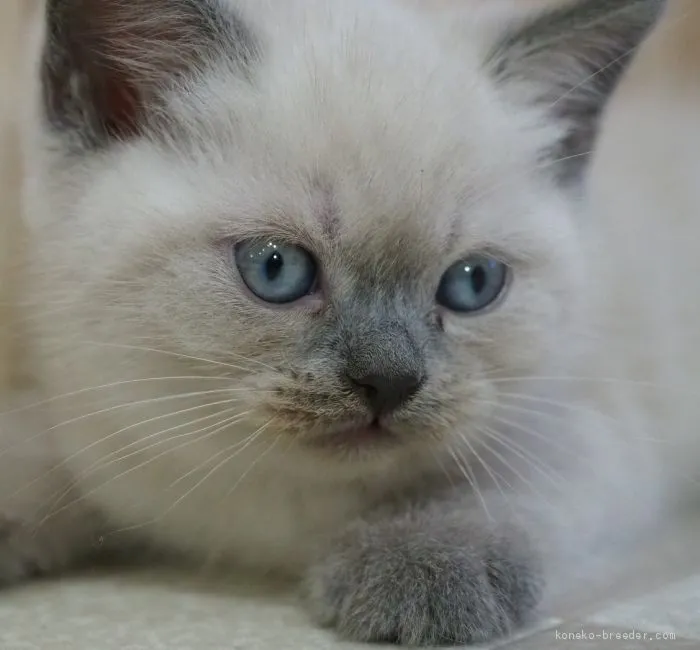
(349, 377, 378, 401)
(345, 372, 425, 416)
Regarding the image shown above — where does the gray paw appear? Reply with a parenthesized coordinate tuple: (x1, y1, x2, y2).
(304, 511, 544, 646)
(0, 514, 54, 585)
(0, 508, 103, 587)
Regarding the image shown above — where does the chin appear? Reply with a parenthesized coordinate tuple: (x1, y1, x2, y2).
(288, 420, 439, 480)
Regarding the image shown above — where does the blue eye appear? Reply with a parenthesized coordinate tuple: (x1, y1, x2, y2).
(235, 240, 318, 304)
(437, 254, 509, 314)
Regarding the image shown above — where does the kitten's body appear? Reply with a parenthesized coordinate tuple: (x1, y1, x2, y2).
(1, 0, 697, 645)
(586, 0, 700, 497)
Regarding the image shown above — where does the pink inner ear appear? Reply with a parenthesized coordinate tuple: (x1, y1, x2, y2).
(46, 0, 227, 144)
(99, 69, 142, 140)
(90, 0, 215, 141)
(53, 0, 151, 140)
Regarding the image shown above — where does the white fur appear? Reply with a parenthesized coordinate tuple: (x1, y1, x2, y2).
(586, 0, 700, 497)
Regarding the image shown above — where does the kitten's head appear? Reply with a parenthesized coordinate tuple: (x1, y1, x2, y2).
(26, 0, 660, 473)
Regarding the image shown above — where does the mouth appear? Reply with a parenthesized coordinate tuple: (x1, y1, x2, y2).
(308, 419, 398, 450)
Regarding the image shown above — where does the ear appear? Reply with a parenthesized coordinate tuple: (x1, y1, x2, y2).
(42, 0, 256, 148)
(487, 0, 664, 183)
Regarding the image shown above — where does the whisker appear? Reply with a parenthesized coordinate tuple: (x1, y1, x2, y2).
(35, 411, 255, 531)
(77, 340, 277, 373)
(91, 411, 253, 495)
(490, 394, 672, 445)
(167, 418, 262, 490)
(458, 431, 509, 498)
(486, 375, 691, 394)
(476, 424, 567, 494)
(476, 400, 582, 458)
(456, 433, 514, 514)
(457, 431, 527, 521)
(471, 427, 558, 518)
(5, 403, 250, 504)
(476, 430, 556, 502)
(67, 406, 253, 487)
(225, 433, 281, 497)
(487, 411, 587, 462)
(106, 418, 277, 538)
(446, 444, 492, 521)
(547, 54, 634, 115)
(51, 396, 252, 465)
(461, 150, 593, 217)
(544, 0, 697, 117)
(428, 447, 456, 488)
(169, 418, 274, 506)
(0, 388, 265, 459)
(0, 376, 253, 419)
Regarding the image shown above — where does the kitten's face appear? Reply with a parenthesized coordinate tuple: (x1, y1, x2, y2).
(25, 0, 658, 471)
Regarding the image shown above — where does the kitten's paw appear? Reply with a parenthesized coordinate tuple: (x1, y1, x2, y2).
(304, 514, 544, 646)
(0, 507, 102, 587)
(0, 514, 55, 585)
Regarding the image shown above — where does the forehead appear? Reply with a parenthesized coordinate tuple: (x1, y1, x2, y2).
(156, 0, 552, 265)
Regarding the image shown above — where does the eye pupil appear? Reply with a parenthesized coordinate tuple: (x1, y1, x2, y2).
(265, 252, 284, 281)
(470, 265, 486, 294)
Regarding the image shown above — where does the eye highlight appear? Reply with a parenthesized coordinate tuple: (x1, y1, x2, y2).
(437, 254, 509, 314)
(235, 240, 318, 304)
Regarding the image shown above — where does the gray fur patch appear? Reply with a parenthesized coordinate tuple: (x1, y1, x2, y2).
(489, 0, 664, 183)
(304, 499, 544, 646)
(42, 0, 258, 149)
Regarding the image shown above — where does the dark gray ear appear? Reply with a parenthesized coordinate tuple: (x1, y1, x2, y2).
(487, 0, 664, 183)
(42, 0, 256, 149)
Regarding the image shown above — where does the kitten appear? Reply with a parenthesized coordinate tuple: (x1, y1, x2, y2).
(0, 0, 687, 646)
